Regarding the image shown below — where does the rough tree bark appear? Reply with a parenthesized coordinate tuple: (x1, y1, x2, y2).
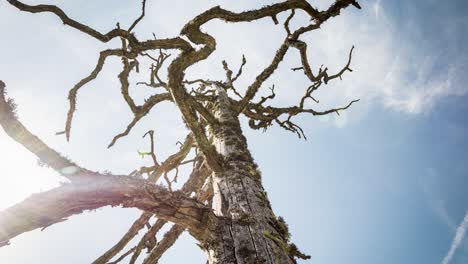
(0, 1, 362, 263)
(204, 87, 294, 264)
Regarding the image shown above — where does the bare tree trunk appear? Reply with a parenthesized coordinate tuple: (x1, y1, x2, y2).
(203, 88, 295, 264)
(2, 2, 360, 263)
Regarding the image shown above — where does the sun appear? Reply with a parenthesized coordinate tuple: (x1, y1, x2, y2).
(0, 134, 62, 210)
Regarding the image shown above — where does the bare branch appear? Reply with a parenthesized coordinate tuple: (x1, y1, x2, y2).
(138, 50, 171, 89)
(129, 219, 166, 264)
(222, 57, 245, 98)
(187, 95, 219, 125)
(148, 134, 194, 182)
(257, 85, 276, 106)
(142, 130, 160, 167)
(98, 157, 211, 264)
(142, 224, 185, 264)
(126, 220, 170, 262)
(92, 213, 152, 264)
(65, 49, 132, 141)
(118, 37, 141, 114)
(324, 45, 355, 84)
(284, 9, 296, 36)
(108, 93, 173, 148)
(107, 247, 136, 264)
(139, 160, 213, 263)
(290, 41, 354, 85)
(0, 81, 91, 179)
(0, 175, 215, 247)
(232, 55, 247, 83)
(125, 158, 211, 263)
(108, 114, 144, 148)
(236, 41, 290, 114)
(6, 0, 138, 44)
(244, 99, 360, 138)
(128, 0, 147, 32)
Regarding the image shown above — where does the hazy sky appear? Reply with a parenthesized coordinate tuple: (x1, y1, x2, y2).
(1, 0, 467, 263)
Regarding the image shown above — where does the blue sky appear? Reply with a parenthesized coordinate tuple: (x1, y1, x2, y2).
(0, 0, 467, 263)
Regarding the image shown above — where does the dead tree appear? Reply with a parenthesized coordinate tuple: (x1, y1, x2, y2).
(0, 0, 361, 263)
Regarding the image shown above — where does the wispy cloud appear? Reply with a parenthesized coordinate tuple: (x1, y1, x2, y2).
(372, 0, 382, 19)
(419, 169, 456, 230)
(370, 1, 468, 115)
(441, 212, 468, 264)
(381, 57, 463, 114)
(287, 0, 468, 122)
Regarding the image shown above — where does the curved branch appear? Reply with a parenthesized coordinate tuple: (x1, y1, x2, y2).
(140, 160, 212, 263)
(119, 57, 140, 114)
(128, 219, 166, 264)
(142, 224, 185, 264)
(180, 1, 320, 30)
(324, 45, 355, 83)
(92, 212, 152, 264)
(128, 0, 146, 32)
(1, 81, 215, 248)
(138, 50, 171, 89)
(65, 49, 132, 141)
(6, 0, 139, 45)
(107, 247, 136, 264)
(243, 97, 360, 138)
(98, 157, 211, 264)
(7, 1, 193, 52)
(167, 0, 330, 172)
(108, 93, 173, 148)
(291, 41, 354, 85)
(0, 175, 215, 247)
(237, 41, 290, 113)
(148, 134, 194, 182)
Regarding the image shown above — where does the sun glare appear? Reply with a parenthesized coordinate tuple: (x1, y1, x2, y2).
(0, 134, 62, 210)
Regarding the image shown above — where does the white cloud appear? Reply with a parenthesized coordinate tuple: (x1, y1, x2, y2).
(381, 57, 461, 114)
(442, 212, 468, 264)
(286, 0, 468, 120)
(365, 1, 467, 115)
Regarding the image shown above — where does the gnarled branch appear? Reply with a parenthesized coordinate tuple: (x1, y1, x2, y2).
(64, 49, 133, 141)
(0, 174, 214, 247)
(92, 212, 152, 264)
